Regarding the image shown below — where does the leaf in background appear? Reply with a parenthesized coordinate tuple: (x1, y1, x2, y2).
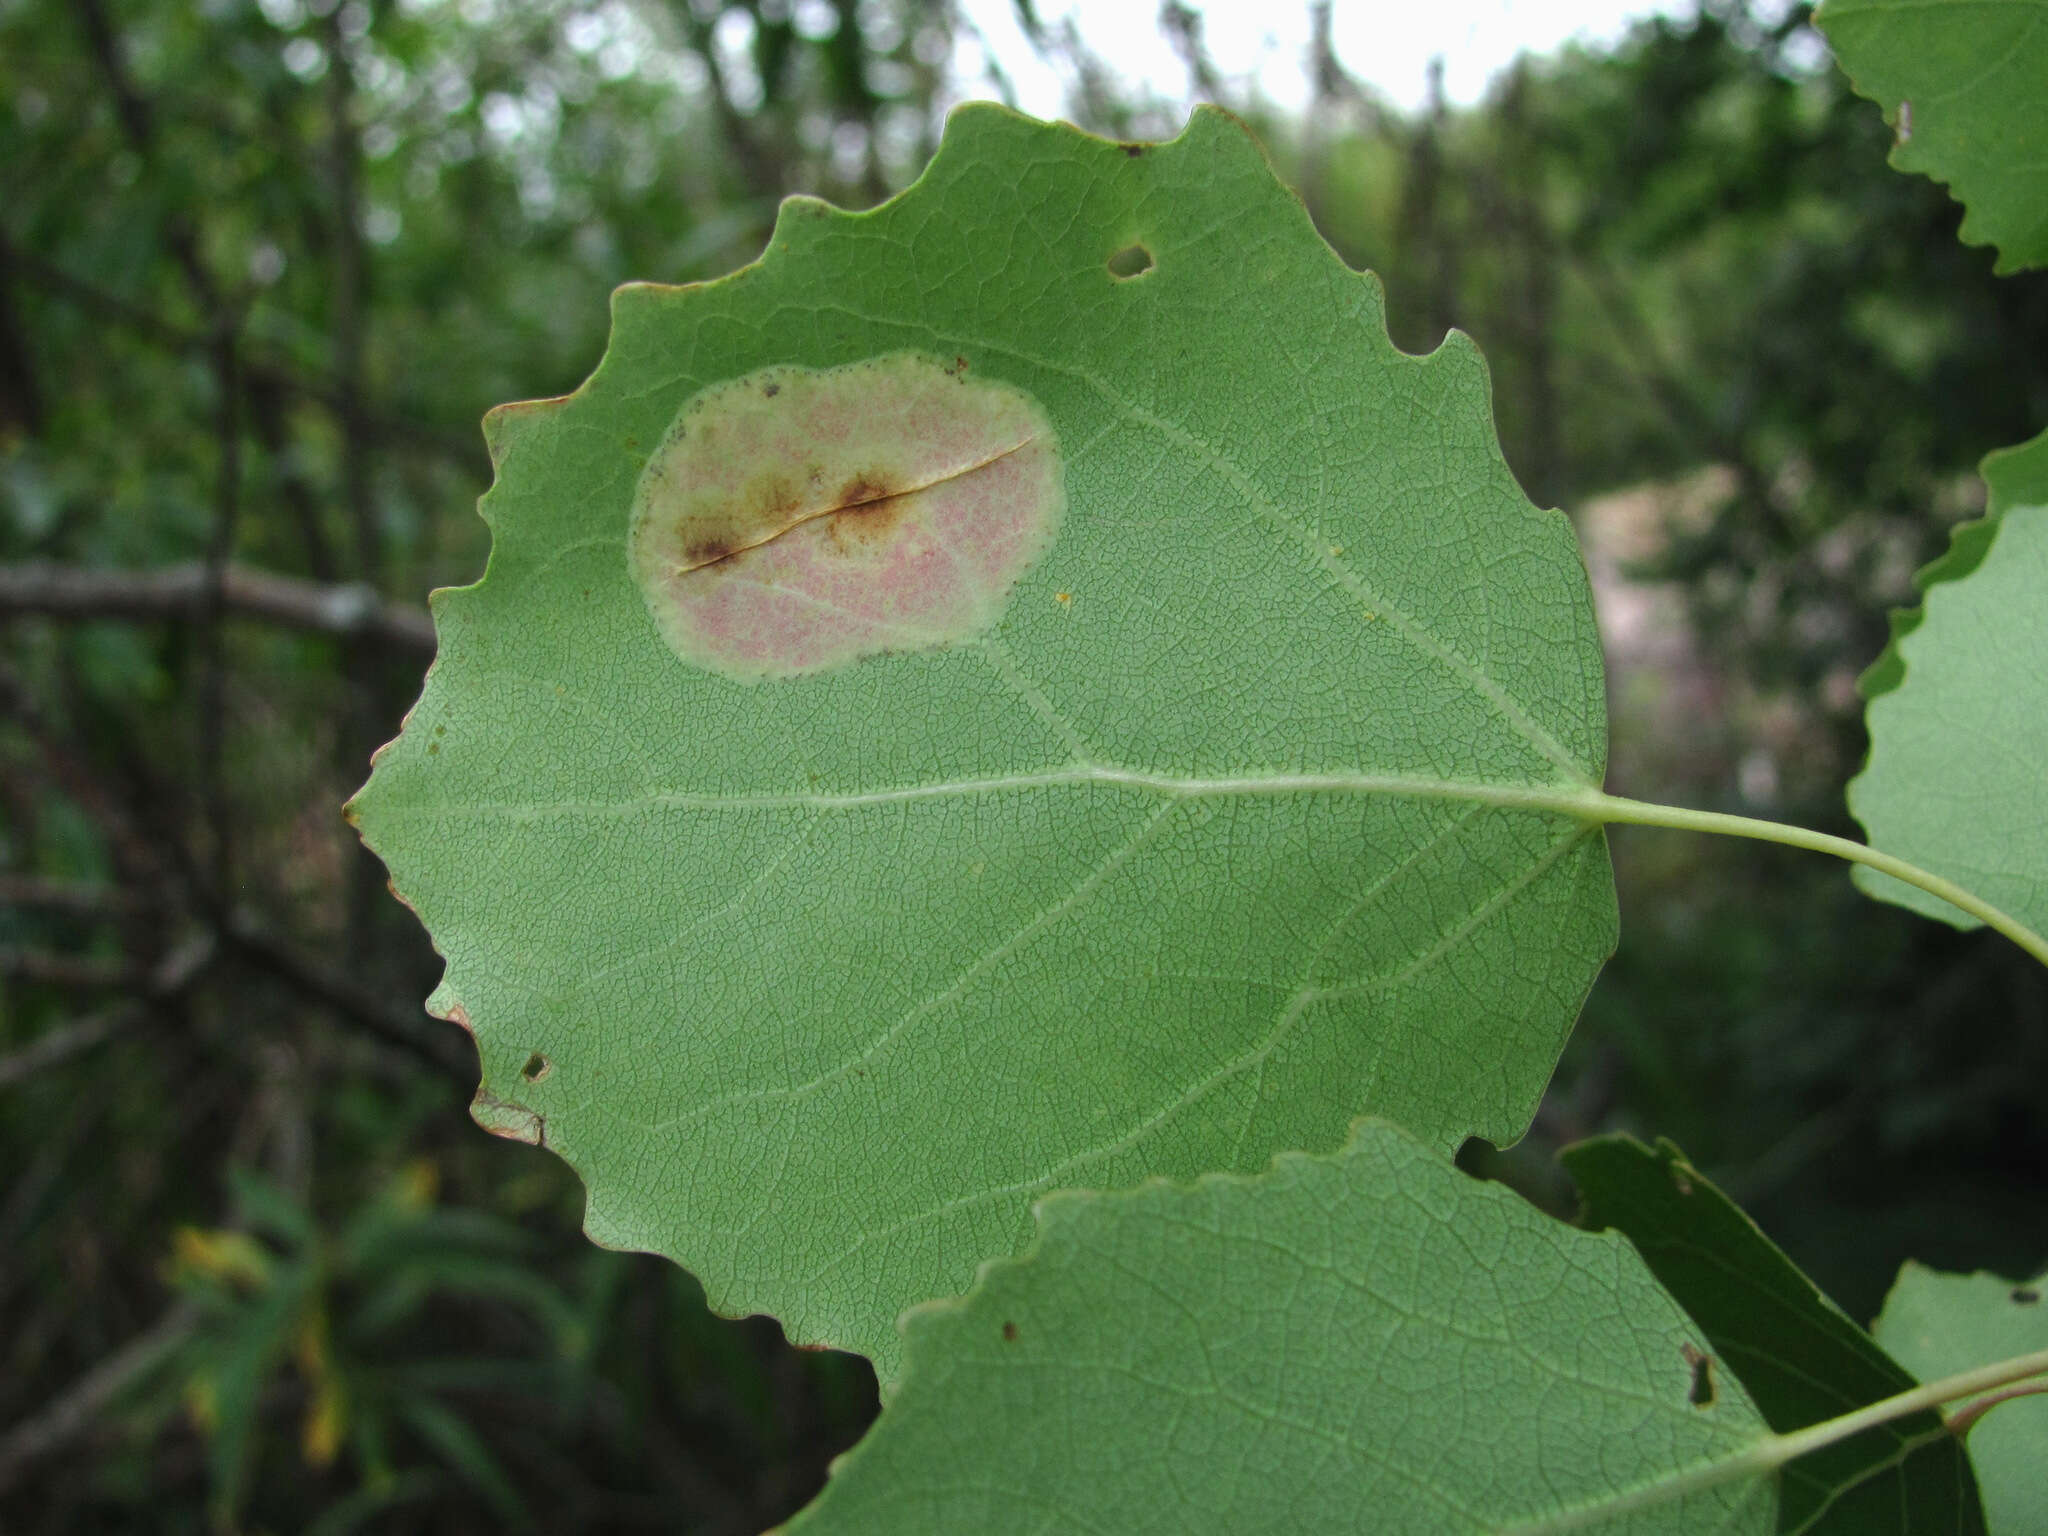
(348, 105, 1616, 1378)
(784, 1120, 1774, 1534)
(1876, 1262, 2048, 1536)
(1848, 498, 2048, 932)
(1860, 429, 2048, 701)
(1564, 1135, 1984, 1535)
(1817, 0, 2048, 273)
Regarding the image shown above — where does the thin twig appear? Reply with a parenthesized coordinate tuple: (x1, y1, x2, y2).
(0, 932, 214, 1086)
(314, 11, 401, 957)
(0, 231, 44, 436)
(0, 560, 435, 652)
(0, 1004, 137, 1088)
(0, 875, 144, 917)
(0, 658, 181, 915)
(0, 1301, 200, 1494)
(223, 914, 472, 1082)
(200, 324, 244, 894)
(683, 7, 785, 203)
(243, 383, 340, 580)
(3, 238, 480, 466)
(0, 951, 140, 990)
(73, 0, 220, 312)
(1158, 2, 1224, 101)
(322, 7, 377, 585)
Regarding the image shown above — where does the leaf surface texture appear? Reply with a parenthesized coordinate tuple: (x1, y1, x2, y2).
(1849, 499, 2048, 932)
(1819, 0, 2048, 272)
(1566, 1135, 1983, 1535)
(1876, 1262, 2048, 1536)
(349, 106, 1616, 1377)
(787, 1121, 1774, 1535)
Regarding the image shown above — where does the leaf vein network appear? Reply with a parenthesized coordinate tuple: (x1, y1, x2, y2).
(812, 303, 1596, 784)
(794, 824, 1588, 1284)
(646, 798, 1183, 1137)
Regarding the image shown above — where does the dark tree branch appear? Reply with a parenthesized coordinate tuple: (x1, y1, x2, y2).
(245, 374, 340, 582)
(4, 636, 452, 1078)
(0, 661, 177, 899)
(0, 1006, 134, 1086)
(73, 0, 222, 314)
(1572, 252, 1799, 548)
(200, 328, 244, 894)
(72, 0, 153, 157)
(0, 934, 211, 1088)
(1307, 0, 1378, 117)
(0, 951, 141, 991)
(314, 11, 402, 955)
(75, 0, 249, 893)
(678, 2, 786, 203)
(1395, 57, 1460, 352)
(321, 8, 378, 585)
(1158, 2, 1224, 102)
(0, 875, 144, 917)
(0, 234, 44, 436)
(0, 561, 435, 653)
(4, 240, 482, 469)
(0, 1300, 201, 1495)
(1298, 2, 1400, 248)
(223, 914, 471, 1082)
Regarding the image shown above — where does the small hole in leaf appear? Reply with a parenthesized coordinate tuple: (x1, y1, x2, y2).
(2013, 1287, 2041, 1305)
(1682, 1344, 1717, 1408)
(520, 1052, 550, 1083)
(1107, 243, 1153, 280)
(1001, 1321, 1018, 1342)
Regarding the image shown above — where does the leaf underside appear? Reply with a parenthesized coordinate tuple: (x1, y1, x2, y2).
(785, 1120, 1774, 1535)
(1859, 429, 2048, 703)
(1876, 1261, 2048, 1535)
(349, 104, 1616, 1380)
(1817, 0, 2048, 274)
(1565, 1136, 1984, 1535)
(1848, 499, 2048, 932)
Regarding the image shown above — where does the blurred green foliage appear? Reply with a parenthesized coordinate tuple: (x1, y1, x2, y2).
(2, 0, 2044, 1528)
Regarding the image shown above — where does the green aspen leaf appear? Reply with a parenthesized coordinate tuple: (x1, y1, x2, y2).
(347, 105, 1617, 1379)
(1817, 0, 2048, 273)
(1848, 500, 2048, 931)
(785, 1120, 1775, 1535)
(1564, 1136, 1984, 1535)
(1861, 428, 2048, 702)
(1877, 1263, 2048, 1535)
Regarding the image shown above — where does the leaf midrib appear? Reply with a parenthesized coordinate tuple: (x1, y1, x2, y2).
(380, 764, 1609, 821)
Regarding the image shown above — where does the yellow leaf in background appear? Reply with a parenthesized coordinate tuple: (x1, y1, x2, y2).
(183, 1374, 219, 1436)
(393, 1156, 439, 1211)
(169, 1226, 272, 1290)
(294, 1303, 346, 1467)
(301, 1375, 347, 1469)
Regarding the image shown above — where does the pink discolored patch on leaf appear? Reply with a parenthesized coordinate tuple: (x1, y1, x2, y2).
(627, 353, 1064, 680)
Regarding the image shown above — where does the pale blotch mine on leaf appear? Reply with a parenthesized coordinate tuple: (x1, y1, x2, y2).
(627, 352, 1065, 680)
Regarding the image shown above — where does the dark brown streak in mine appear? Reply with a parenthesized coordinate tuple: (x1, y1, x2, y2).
(823, 472, 917, 553)
(671, 435, 1039, 576)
